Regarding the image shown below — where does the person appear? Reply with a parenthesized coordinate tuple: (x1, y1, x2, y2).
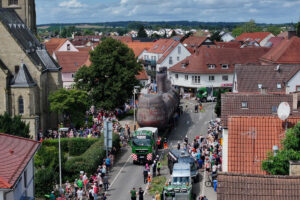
(106, 157, 110, 171)
(130, 187, 137, 200)
(184, 136, 188, 144)
(155, 191, 160, 200)
(195, 104, 198, 113)
(143, 168, 148, 184)
(152, 161, 157, 177)
(177, 141, 180, 150)
(77, 187, 83, 200)
(50, 191, 55, 200)
(103, 174, 109, 191)
(138, 187, 144, 200)
(213, 179, 218, 192)
(77, 178, 83, 189)
(156, 161, 161, 176)
(89, 187, 94, 200)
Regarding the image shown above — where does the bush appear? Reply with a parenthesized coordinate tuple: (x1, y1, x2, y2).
(35, 167, 58, 197)
(42, 138, 69, 152)
(68, 138, 99, 156)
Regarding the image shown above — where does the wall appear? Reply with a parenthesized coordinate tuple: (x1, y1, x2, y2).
(222, 128, 228, 172)
(221, 33, 235, 42)
(57, 40, 78, 52)
(0, 68, 8, 114)
(169, 72, 234, 88)
(62, 72, 74, 83)
(260, 33, 274, 47)
(287, 70, 300, 93)
(0, 191, 3, 200)
(157, 43, 191, 71)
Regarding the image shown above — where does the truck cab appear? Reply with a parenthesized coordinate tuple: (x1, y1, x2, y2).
(168, 150, 200, 183)
(162, 163, 193, 200)
(131, 127, 158, 164)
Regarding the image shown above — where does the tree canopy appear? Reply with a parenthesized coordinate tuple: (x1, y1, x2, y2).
(296, 22, 300, 37)
(0, 112, 30, 138)
(74, 37, 142, 110)
(261, 122, 300, 175)
(232, 20, 263, 37)
(48, 88, 89, 127)
(210, 31, 221, 42)
(138, 25, 148, 38)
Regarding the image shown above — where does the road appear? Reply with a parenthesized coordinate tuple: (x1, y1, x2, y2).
(106, 99, 216, 200)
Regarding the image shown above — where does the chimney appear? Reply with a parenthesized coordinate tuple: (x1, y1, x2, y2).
(286, 85, 290, 94)
(287, 30, 296, 39)
(260, 87, 267, 94)
(293, 93, 298, 111)
(289, 161, 300, 176)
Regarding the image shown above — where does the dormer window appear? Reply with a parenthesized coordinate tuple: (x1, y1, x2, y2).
(9, 0, 18, 5)
(258, 84, 262, 89)
(241, 101, 248, 108)
(222, 64, 229, 69)
(208, 64, 216, 69)
(67, 44, 71, 51)
(277, 83, 281, 89)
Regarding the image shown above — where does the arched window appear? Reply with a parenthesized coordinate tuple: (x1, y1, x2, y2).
(18, 96, 24, 114)
(8, 0, 18, 5)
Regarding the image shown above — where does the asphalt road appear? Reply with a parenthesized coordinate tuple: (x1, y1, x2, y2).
(106, 99, 216, 200)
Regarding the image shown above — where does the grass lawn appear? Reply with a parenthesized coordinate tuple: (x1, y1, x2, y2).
(148, 176, 167, 195)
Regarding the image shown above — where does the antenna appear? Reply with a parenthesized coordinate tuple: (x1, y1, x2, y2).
(277, 102, 290, 121)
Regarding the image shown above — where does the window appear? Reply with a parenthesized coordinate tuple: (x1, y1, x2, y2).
(258, 84, 262, 89)
(18, 96, 24, 114)
(222, 64, 229, 69)
(192, 76, 201, 84)
(241, 101, 248, 108)
(15, 65, 19, 74)
(185, 75, 188, 80)
(24, 170, 27, 188)
(272, 106, 277, 113)
(297, 86, 300, 92)
(144, 55, 149, 60)
(178, 46, 181, 54)
(177, 56, 180, 61)
(67, 44, 71, 51)
(175, 74, 178, 79)
(208, 64, 216, 69)
(209, 76, 215, 81)
(222, 75, 228, 81)
(169, 57, 173, 65)
(9, 0, 18, 5)
(277, 83, 281, 89)
(71, 73, 74, 78)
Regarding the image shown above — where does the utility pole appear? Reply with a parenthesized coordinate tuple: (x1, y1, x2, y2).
(58, 123, 63, 194)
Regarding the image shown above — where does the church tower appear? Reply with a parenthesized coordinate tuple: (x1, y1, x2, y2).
(0, 0, 36, 32)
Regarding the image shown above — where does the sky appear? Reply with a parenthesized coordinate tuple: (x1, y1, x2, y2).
(36, 0, 300, 25)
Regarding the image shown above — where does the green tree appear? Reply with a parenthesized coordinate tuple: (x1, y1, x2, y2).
(262, 122, 300, 175)
(266, 26, 281, 35)
(232, 26, 244, 37)
(210, 31, 221, 41)
(232, 20, 262, 37)
(296, 22, 300, 37)
(214, 89, 221, 117)
(74, 38, 142, 110)
(0, 112, 30, 138)
(137, 25, 148, 38)
(48, 89, 89, 127)
(171, 30, 177, 37)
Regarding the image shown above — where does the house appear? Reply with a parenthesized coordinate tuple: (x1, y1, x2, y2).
(219, 31, 235, 42)
(182, 36, 214, 50)
(55, 51, 91, 89)
(232, 65, 300, 93)
(0, 8, 62, 137)
(260, 36, 300, 65)
(45, 38, 78, 58)
(215, 41, 241, 48)
(222, 116, 300, 174)
(0, 133, 40, 200)
(235, 32, 274, 47)
(264, 36, 284, 48)
(217, 172, 300, 200)
(140, 39, 191, 72)
(168, 47, 269, 92)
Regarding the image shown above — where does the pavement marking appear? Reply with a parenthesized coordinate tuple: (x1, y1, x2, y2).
(108, 155, 132, 189)
(200, 171, 207, 197)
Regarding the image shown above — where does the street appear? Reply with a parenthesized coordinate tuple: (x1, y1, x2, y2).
(107, 99, 217, 200)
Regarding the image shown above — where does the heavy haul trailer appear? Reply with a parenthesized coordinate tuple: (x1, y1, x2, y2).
(131, 127, 158, 164)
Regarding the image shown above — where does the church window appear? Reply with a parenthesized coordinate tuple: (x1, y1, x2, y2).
(18, 96, 24, 114)
(15, 65, 19, 74)
(9, 0, 18, 5)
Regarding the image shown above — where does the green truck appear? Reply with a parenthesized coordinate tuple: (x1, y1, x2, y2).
(162, 163, 195, 200)
(131, 127, 158, 164)
(196, 87, 217, 102)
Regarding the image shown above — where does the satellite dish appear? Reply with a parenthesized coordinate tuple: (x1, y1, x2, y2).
(277, 102, 290, 121)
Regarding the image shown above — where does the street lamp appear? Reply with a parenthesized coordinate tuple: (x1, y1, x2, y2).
(133, 86, 140, 131)
(58, 123, 63, 194)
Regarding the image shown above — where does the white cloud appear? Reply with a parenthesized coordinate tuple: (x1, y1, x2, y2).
(59, 0, 86, 8)
(249, 8, 258, 13)
(283, 0, 300, 7)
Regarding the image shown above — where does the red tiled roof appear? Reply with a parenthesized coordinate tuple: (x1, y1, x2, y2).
(235, 64, 300, 93)
(73, 35, 101, 41)
(71, 40, 90, 46)
(260, 36, 300, 64)
(169, 47, 269, 74)
(125, 42, 154, 57)
(267, 36, 284, 48)
(0, 133, 40, 189)
(218, 172, 300, 199)
(228, 116, 300, 175)
(77, 46, 93, 52)
(221, 93, 300, 128)
(182, 36, 208, 47)
(45, 38, 68, 55)
(215, 41, 242, 48)
(136, 68, 149, 80)
(235, 32, 273, 43)
(110, 36, 133, 43)
(147, 39, 177, 54)
(55, 51, 91, 73)
(157, 41, 180, 64)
